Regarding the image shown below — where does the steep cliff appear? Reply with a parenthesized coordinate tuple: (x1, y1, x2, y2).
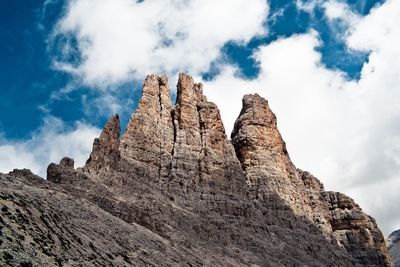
(231, 94, 390, 265)
(0, 74, 391, 266)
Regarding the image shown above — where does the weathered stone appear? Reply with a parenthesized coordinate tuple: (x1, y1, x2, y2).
(388, 229, 400, 266)
(0, 74, 391, 266)
(231, 94, 307, 211)
(298, 168, 324, 191)
(231, 93, 391, 266)
(170, 73, 245, 193)
(47, 157, 87, 184)
(119, 74, 174, 182)
(60, 157, 74, 169)
(321, 191, 391, 266)
(8, 168, 43, 184)
(86, 114, 120, 174)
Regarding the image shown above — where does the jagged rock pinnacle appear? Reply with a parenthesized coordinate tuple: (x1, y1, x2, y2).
(117, 73, 244, 192)
(231, 93, 391, 266)
(119, 74, 174, 181)
(231, 94, 300, 203)
(231, 94, 294, 173)
(0, 73, 392, 266)
(170, 73, 244, 192)
(86, 114, 120, 173)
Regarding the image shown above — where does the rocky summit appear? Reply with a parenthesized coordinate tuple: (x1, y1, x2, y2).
(0, 74, 392, 266)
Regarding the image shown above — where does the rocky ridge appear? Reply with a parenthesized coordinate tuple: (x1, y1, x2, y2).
(0, 73, 392, 266)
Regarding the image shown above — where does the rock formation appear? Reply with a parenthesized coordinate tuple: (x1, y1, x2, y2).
(86, 114, 120, 173)
(0, 73, 392, 266)
(388, 229, 400, 266)
(231, 94, 390, 265)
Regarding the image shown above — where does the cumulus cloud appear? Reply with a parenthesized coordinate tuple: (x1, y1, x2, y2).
(52, 0, 268, 87)
(7, 0, 394, 235)
(203, 0, 400, 234)
(0, 117, 100, 177)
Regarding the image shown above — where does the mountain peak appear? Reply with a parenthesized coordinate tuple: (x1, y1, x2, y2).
(0, 74, 392, 266)
(86, 114, 120, 173)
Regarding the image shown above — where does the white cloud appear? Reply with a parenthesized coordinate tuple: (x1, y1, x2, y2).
(323, 0, 359, 23)
(52, 0, 268, 87)
(295, 0, 322, 13)
(37, 0, 399, 235)
(319, 0, 361, 44)
(0, 117, 100, 177)
(203, 0, 400, 235)
(0, 145, 41, 174)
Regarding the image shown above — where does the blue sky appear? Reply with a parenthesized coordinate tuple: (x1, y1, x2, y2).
(1, 0, 399, 234)
(0, 0, 381, 139)
(0, 0, 127, 138)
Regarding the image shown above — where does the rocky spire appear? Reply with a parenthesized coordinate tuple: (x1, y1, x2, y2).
(5, 73, 392, 266)
(116, 73, 244, 191)
(81, 75, 391, 266)
(231, 94, 302, 204)
(169, 73, 245, 192)
(119, 74, 174, 181)
(86, 114, 120, 173)
(231, 93, 391, 266)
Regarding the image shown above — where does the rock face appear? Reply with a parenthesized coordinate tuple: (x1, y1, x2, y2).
(388, 229, 400, 266)
(231, 94, 302, 206)
(232, 94, 390, 266)
(118, 73, 243, 192)
(0, 74, 392, 266)
(86, 114, 120, 174)
(119, 74, 174, 182)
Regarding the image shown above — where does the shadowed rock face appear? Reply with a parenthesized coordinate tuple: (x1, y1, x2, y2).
(231, 94, 300, 204)
(86, 114, 120, 174)
(0, 74, 392, 266)
(231, 94, 390, 266)
(388, 229, 400, 266)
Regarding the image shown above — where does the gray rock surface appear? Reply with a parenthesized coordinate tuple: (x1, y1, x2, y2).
(388, 229, 400, 266)
(231, 94, 391, 266)
(86, 114, 120, 175)
(0, 74, 392, 266)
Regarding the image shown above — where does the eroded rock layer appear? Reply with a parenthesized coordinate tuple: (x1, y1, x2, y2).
(231, 94, 390, 266)
(0, 74, 391, 266)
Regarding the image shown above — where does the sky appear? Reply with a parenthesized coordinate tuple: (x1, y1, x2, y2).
(0, 0, 399, 235)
